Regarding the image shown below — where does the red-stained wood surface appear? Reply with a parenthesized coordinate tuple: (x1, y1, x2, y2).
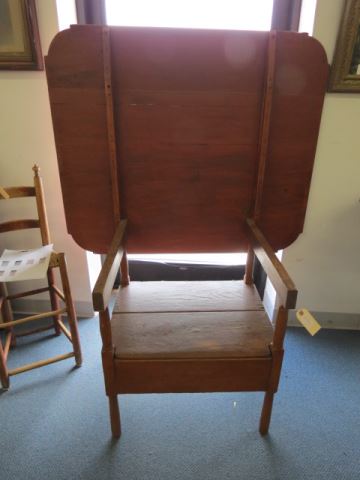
(45, 26, 328, 254)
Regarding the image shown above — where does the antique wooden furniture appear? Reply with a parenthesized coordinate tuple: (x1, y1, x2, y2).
(45, 26, 328, 437)
(0, 165, 82, 389)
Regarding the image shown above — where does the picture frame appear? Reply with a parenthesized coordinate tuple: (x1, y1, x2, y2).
(329, 0, 360, 92)
(0, 0, 43, 70)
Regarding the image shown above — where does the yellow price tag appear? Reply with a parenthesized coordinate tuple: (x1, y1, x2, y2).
(296, 308, 321, 336)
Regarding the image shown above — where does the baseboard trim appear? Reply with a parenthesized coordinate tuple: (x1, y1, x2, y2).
(288, 310, 360, 330)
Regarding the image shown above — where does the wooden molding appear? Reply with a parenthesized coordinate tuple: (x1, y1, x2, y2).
(329, 0, 360, 92)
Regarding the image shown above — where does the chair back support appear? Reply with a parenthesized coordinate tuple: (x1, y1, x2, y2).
(0, 166, 51, 246)
(45, 26, 328, 254)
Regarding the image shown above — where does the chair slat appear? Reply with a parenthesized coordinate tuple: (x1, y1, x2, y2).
(8, 352, 75, 376)
(0, 219, 40, 233)
(0, 186, 35, 199)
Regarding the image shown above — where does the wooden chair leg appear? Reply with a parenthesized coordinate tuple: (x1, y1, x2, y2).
(0, 283, 16, 347)
(0, 283, 13, 323)
(47, 268, 61, 336)
(120, 251, 130, 286)
(259, 308, 287, 435)
(259, 391, 274, 435)
(244, 247, 254, 285)
(58, 254, 82, 367)
(0, 337, 9, 389)
(109, 394, 121, 438)
(99, 308, 120, 438)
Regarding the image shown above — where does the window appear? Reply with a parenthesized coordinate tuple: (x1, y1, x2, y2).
(105, 0, 274, 30)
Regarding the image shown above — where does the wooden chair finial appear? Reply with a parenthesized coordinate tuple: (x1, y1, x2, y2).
(32, 164, 40, 177)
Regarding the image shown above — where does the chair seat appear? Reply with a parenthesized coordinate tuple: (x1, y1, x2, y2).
(112, 281, 273, 360)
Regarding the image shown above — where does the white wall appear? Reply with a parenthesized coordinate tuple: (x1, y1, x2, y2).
(283, 0, 360, 316)
(0, 0, 94, 317)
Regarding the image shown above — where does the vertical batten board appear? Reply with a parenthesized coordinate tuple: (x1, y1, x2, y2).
(253, 31, 277, 221)
(102, 27, 121, 224)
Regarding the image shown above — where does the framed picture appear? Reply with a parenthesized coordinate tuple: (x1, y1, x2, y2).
(329, 0, 360, 92)
(0, 0, 43, 70)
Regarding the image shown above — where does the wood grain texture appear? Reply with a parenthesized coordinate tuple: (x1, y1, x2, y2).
(109, 395, 121, 438)
(6, 286, 50, 300)
(0, 187, 35, 199)
(33, 165, 51, 245)
(254, 31, 277, 220)
(259, 391, 274, 435)
(58, 253, 83, 366)
(48, 261, 61, 336)
(99, 308, 116, 395)
(112, 311, 272, 360)
(258, 31, 329, 247)
(45, 25, 117, 253)
(120, 251, 130, 286)
(0, 335, 9, 388)
(244, 247, 255, 285)
(102, 27, 121, 224)
(0, 219, 40, 233)
(247, 219, 297, 309)
(112, 28, 263, 253)
(0, 309, 67, 329)
(93, 220, 127, 311)
(3, 331, 12, 359)
(272, 306, 288, 350)
(114, 357, 272, 394)
(113, 280, 264, 313)
(45, 26, 328, 253)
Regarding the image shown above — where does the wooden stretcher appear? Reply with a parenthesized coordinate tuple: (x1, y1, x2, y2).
(45, 25, 328, 437)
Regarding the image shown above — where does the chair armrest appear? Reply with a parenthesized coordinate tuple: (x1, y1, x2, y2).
(246, 218, 297, 310)
(92, 220, 127, 312)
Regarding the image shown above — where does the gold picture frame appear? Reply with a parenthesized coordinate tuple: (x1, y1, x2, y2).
(0, 0, 43, 70)
(329, 0, 360, 92)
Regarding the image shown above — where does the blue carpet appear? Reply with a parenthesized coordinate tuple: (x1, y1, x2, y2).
(1, 319, 360, 480)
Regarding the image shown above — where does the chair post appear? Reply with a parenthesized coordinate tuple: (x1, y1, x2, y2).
(33, 165, 61, 335)
(272, 305, 288, 351)
(120, 251, 130, 286)
(244, 247, 255, 285)
(58, 253, 82, 367)
(0, 283, 13, 323)
(99, 307, 121, 438)
(32, 165, 51, 245)
(0, 283, 16, 347)
(259, 306, 287, 435)
(0, 337, 9, 389)
(47, 268, 61, 336)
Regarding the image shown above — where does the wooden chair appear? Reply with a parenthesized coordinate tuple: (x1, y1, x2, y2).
(0, 165, 82, 389)
(45, 26, 329, 437)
